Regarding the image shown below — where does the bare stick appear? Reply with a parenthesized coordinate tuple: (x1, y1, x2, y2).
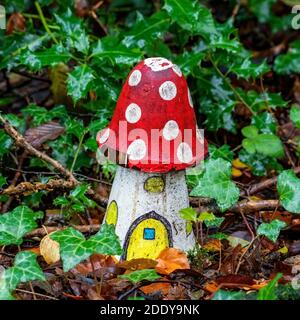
(241, 167, 300, 196)
(25, 224, 100, 238)
(0, 114, 78, 183)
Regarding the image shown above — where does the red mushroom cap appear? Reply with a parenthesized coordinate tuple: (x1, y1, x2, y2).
(97, 57, 208, 173)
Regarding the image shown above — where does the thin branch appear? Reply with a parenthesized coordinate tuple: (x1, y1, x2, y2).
(0, 114, 78, 183)
(240, 167, 300, 196)
(25, 224, 101, 238)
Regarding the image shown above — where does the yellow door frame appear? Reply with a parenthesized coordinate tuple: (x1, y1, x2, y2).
(122, 211, 173, 260)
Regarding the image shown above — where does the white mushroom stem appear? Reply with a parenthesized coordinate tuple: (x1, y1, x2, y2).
(104, 166, 195, 260)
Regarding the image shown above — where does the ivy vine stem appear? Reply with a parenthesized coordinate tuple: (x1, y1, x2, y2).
(34, 1, 58, 44)
(209, 54, 256, 115)
(70, 131, 87, 174)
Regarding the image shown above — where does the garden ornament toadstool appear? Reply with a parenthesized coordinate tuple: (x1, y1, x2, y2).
(97, 57, 208, 260)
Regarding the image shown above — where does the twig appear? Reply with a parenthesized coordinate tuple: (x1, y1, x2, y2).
(25, 224, 101, 238)
(0, 179, 77, 196)
(15, 289, 58, 300)
(0, 114, 78, 183)
(240, 167, 300, 196)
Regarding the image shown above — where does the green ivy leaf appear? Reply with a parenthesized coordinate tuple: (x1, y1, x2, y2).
(163, 0, 216, 37)
(213, 289, 249, 300)
(209, 144, 234, 162)
(290, 105, 300, 129)
(242, 133, 284, 158)
(241, 125, 259, 139)
(67, 64, 95, 103)
(50, 224, 122, 271)
(0, 206, 43, 245)
(257, 220, 286, 243)
(119, 269, 160, 284)
(257, 273, 282, 300)
(190, 158, 240, 212)
(277, 170, 300, 213)
(179, 207, 197, 222)
(0, 251, 45, 300)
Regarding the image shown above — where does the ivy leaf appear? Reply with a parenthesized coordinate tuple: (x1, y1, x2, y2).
(122, 11, 170, 48)
(290, 105, 300, 129)
(92, 37, 142, 66)
(179, 207, 197, 222)
(0, 251, 45, 300)
(119, 269, 160, 284)
(67, 64, 95, 103)
(277, 170, 300, 213)
(257, 273, 282, 300)
(275, 40, 300, 75)
(163, 0, 216, 37)
(213, 290, 249, 300)
(50, 224, 122, 271)
(0, 206, 43, 245)
(19, 44, 71, 72)
(209, 144, 234, 162)
(257, 220, 286, 243)
(242, 132, 284, 158)
(190, 158, 240, 212)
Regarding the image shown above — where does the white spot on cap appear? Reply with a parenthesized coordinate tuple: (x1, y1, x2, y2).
(98, 128, 110, 144)
(177, 142, 193, 163)
(172, 65, 182, 77)
(188, 88, 193, 108)
(163, 120, 179, 141)
(127, 139, 147, 160)
(144, 57, 173, 72)
(125, 103, 141, 123)
(128, 70, 142, 86)
(159, 81, 177, 101)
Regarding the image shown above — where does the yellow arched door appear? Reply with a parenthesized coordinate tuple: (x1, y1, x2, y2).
(125, 217, 170, 260)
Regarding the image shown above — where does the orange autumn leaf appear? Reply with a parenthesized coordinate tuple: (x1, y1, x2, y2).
(203, 239, 222, 252)
(24, 246, 41, 256)
(155, 248, 190, 275)
(140, 282, 171, 295)
(117, 258, 157, 271)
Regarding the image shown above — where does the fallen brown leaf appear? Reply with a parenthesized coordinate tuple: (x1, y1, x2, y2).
(155, 248, 190, 275)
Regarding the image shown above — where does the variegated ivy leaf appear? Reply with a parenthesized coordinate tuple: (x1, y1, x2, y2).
(277, 170, 300, 213)
(190, 158, 240, 212)
(0, 206, 43, 245)
(257, 220, 286, 243)
(50, 224, 122, 271)
(0, 251, 45, 300)
(119, 269, 160, 284)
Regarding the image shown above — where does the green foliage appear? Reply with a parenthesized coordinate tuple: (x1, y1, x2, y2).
(257, 273, 282, 300)
(53, 183, 96, 218)
(290, 105, 300, 129)
(50, 224, 122, 272)
(0, 252, 45, 300)
(257, 220, 286, 243)
(241, 126, 284, 158)
(0, 206, 43, 245)
(277, 170, 300, 213)
(163, 0, 215, 38)
(275, 40, 300, 75)
(190, 158, 240, 212)
(119, 269, 160, 284)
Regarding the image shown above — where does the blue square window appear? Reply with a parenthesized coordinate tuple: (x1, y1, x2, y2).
(143, 228, 155, 240)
